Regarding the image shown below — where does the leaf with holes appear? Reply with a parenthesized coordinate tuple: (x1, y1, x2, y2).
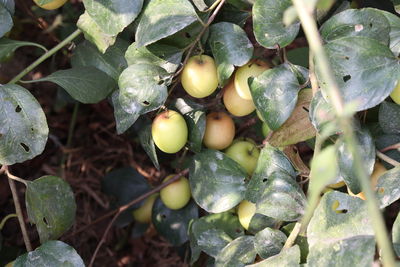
(254, 227, 287, 259)
(83, 0, 143, 36)
(152, 198, 198, 246)
(189, 212, 244, 263)
(14, 241, 84, 267)
(77, 12, 117, 53)
(269, 88, 316, 147)
(135, 0, 198, 47)
(125, 42, 183, 74)
(0, 84, 48, 165)
(316, 36, 399, 111)
(255, 172, 307, 221)
(246, 144, 296, 203)
(32, 66, 116, 104)
(209, 22, 254, 86)
(376, 166, 400, 208)
(247, 245, 300, 267)
(215, 236, 256, 267)
(337, 126, 375, 194)
(0, 4, 12, 39)
(189, 149, 247, 213)
(118, 63, 169, 115)
(71, 39, 129, 81)
(252, 0, 300, 49)
(250, 64, 301, 131)
(379, 101, 400, 135)
(393, 212, 400, 257)
(25, 176, 76, 243)
(320, 8, 391, 45)
(173, 98, 206, 153)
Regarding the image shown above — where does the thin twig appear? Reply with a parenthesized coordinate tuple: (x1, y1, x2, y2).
(377, 151, 400, 167)
(380, 142, 400, 153)
(282, 222, 301, 249)
(4, 169, 28, 186)
(3, 166, 33, 251)
(0, 213, 17, 230)
(67, 168, 189, 239)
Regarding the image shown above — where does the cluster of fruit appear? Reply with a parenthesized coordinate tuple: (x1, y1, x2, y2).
(136, 55, 271, 228)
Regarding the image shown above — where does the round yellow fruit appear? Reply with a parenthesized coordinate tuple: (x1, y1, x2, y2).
(33, 0, 68, 10)
(5, 261, 14, 267)
(223, 80, 255, 117)
(225, 139, 260, 175)
(132, 193, 158, 224)
(347, 162, 387, 200)
(181, 55, 219, 98)
(152, 110, 188, 154)
(160, 175, 191, 210)
(237, 200, 256, 230)
(390, 80, 400, 105)
(203, 111, 235, 150)
(234, 60, 269, 100)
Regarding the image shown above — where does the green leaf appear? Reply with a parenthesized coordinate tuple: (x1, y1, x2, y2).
(374, 9, 400, 56)
(26, 176, 76, 243)
(135, 0, 198, 47)
(247, 245, 300, 267)
(102, 167, 151, 208)
(111, 90, 140, 134)
(248, 214, 278, 234)
(0, 4, 12, 39)
(392, 0, 400, 14)
(307, 236, 375, 267)
(125, 42, 183, 73)
(287, 47, 309, 68)
(255, 172, 307, 221)
(209, 22, 254, 86)
(33, 67, 116, 104)
(83, 0, 143, 36)
(376, 166, 400, 208)
(320, 8, 391, 45)
(269, 88, 316, 147)
(393, 212, 400, 257)
(379, 101, 400, 134)
(254, 227, 287, 259)
(14, 241, 84, 267)
(152, 198, 198, 246)
(173, 98, 206, 153)
(246, 144, 296, 203)
(0, 0, 14, 14)
(137, 117, 160, 170)
(192, 0, 208, 11)
(189, 149, 247, 213)
(316, 36, 400, 111)
(189, 212, 244, 263)
(252, 0, 300, 49)
(250, 64, 300, 131)
(118, 64, 169, 115)
(215, 236, 256, 267)
(0, 38, 47, 61)
(309, 145, 338, 198)
(77, 12, 117, 53)
(375, 134, 400, 169)
(217, 4, 251, 28)
(0, 84, 48, 165)
(307, 191, 374, 246)
(71, 39, 129, 81)
(337, 126, 375, 194)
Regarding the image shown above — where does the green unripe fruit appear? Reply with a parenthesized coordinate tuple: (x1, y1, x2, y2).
(152, 110, 188, 153)
(237, 200, 256, 230)
(132, 193, 158, 224)
(160, 175, 191, 210)
(390, 81, 400, 105)
(225, 139, 260, 175)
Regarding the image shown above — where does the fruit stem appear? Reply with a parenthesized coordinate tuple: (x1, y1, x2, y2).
(8, 29, 82, 84)
(0, 213, 17, 230)
(292, 1, 397, 266)
(1, 166, 33, 251)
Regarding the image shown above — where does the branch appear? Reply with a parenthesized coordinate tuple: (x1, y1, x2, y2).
(292, 1, 397, 266)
